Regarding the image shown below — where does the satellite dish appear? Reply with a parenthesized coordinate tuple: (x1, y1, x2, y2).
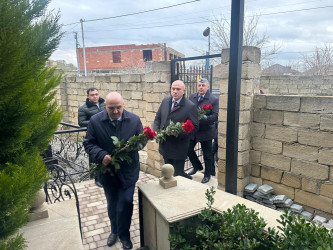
(203, 27, 210, 37)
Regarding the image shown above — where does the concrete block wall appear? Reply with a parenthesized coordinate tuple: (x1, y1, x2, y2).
(55, 61, 171, 177)
(217, 46, 261, 196)
(251, 95, 333, 217)
(260, 75, 333, 96)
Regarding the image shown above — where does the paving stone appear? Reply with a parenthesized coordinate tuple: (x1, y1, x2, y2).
(278, 198, 293, 208)
(245, 195, 257, 202)
(256, 200, 265, 206)
(256, 191, 273, 199)
(258, 184, 274, 195)
(262, 196, 275, 205)
(312, 215, 327, 224)
(322, 223, 333, 230)
(273, 195, 287, 204)
(244, 183, 258, 193)
(253, 191, 267, 200)
(301, 211, 313, 221)
(290, 204, 304, 214)
(328, 219, 333, 226)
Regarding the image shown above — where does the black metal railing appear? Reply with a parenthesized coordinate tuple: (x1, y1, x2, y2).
(184, 143, 203, 171)
(49, 122, 89, 182)
(42, 122, 89, 240)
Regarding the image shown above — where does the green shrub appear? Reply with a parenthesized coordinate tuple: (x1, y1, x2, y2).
(0, 0, 62, 249)
(275, 211, 333, 249)
(169, 187, 333, 250)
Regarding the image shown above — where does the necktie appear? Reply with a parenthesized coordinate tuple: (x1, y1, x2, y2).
(198, 95, 203, 102)
(171, 101, 177, 111)
(113, 120, 119, 127)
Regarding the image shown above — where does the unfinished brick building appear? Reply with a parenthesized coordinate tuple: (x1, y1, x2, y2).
(78, 43, 184, 73)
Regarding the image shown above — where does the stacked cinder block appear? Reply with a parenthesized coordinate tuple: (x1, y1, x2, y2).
(244, 183, 333, 229)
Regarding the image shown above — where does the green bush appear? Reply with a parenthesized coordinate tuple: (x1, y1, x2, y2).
(0, 0, 62, 249)
(169, 187, 333, 250)
(275, 211, 333, 249)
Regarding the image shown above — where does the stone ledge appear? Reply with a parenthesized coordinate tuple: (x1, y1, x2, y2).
(19, 199, 83, 250)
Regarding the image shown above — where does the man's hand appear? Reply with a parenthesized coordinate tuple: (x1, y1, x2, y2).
(102, 155, 112, 166)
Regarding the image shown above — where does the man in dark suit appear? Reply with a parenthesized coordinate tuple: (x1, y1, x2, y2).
(153, 80, 198, 179)
(187, 78, 219, 183)
(84, 92, 144, 249)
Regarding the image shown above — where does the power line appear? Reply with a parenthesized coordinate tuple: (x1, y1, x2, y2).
(260, 5, 333, 16)
(71, 4, 333, 34)
(83, 20, 209, 33)
(63, 0, 200, 26)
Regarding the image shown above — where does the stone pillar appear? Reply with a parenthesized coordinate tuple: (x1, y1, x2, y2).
(217, 46, 261, 196)
(142, 61, 171, 177)
(29, 189, 48, 221)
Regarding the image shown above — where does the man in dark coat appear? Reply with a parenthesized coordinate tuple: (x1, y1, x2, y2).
(187, 78, 219, 183)
(153, 80, 198, 179)
(78, 87, 106, 187)
(78, 87, 106, 127)
(83, 92, 143, 249)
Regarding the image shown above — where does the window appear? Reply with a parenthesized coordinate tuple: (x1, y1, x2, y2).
(112, 51, 121, 63)
(143, 50, 152, 62)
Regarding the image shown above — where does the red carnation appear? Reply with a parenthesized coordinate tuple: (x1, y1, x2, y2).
(182, 120, 194, 134)
(202, 104, 213, 110)
(143, 126, 156, 140)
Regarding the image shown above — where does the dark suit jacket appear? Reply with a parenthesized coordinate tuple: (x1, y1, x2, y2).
(189, 90, 219, 142)
(153, 96, 198, 160)
(83, 109, 143, 189)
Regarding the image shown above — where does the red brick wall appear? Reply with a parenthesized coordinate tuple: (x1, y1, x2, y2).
(78, 44, 180, 71)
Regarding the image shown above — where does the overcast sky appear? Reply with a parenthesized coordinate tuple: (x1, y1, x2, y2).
(48, 0, 333, 68)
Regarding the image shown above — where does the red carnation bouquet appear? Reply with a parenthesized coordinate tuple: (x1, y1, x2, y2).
(198, 104, 213, 120)
(81, 126, 156, 179)
(155, 119, 194, 143)
(82, 120, 194, 179)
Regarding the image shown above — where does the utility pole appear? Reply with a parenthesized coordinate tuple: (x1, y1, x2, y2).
(80, 19, 87, 76)
(163, 43, 167, 61)
(73, 32, 81, 76)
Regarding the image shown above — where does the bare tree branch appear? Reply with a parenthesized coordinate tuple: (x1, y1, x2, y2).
(301, 43, 333, 75)
(210, 13, 281, 66)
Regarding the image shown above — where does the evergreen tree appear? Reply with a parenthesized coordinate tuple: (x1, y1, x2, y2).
(0, 0, 63, 249)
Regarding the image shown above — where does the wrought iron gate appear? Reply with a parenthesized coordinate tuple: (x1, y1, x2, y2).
(171, 53, 221, 97)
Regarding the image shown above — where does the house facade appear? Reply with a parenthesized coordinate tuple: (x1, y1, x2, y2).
(78, 43, 184, 73)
